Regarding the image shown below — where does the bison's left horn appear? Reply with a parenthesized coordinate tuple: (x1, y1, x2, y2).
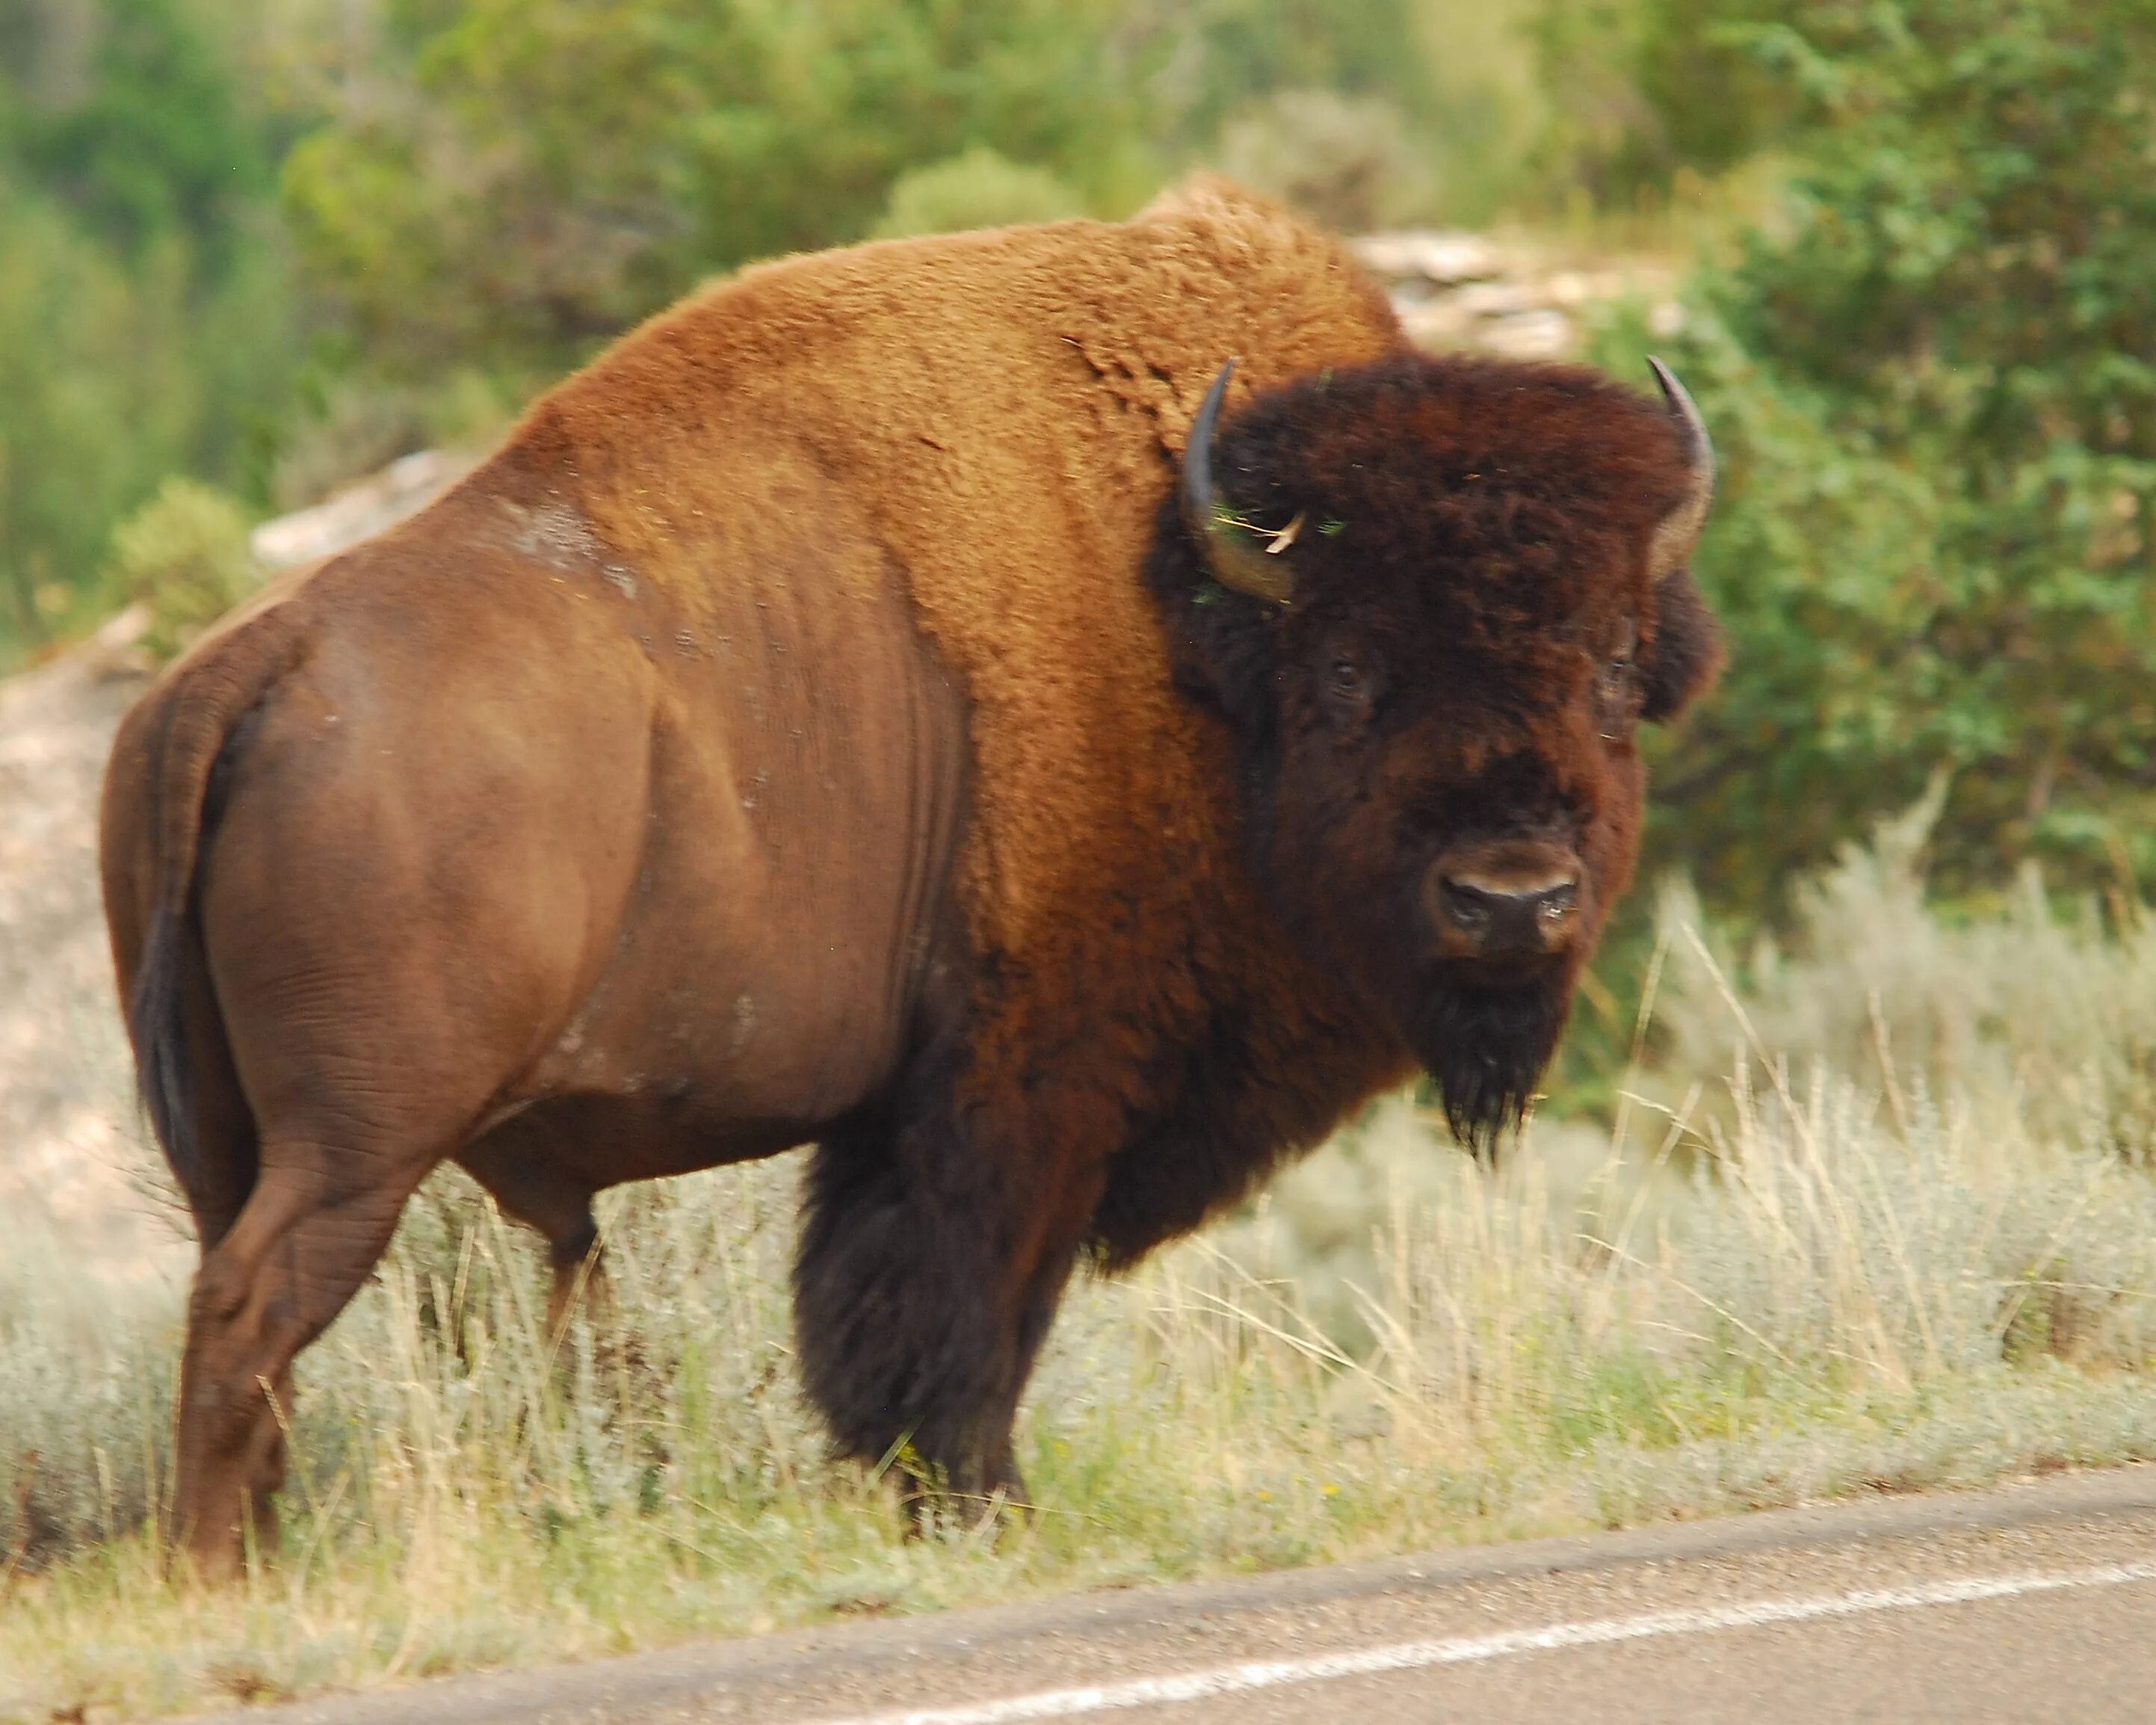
(1646, 357, 1714, 580)
(1182, 359, 1296, 607)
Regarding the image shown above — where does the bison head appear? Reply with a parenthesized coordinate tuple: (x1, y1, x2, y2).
(1150, 351, 1723, 1152)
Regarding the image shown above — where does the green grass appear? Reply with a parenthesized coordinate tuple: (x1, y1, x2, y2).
(10, 828, 2156, 1719)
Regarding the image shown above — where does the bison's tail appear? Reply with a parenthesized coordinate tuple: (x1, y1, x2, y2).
(125, 614, 302, 1225)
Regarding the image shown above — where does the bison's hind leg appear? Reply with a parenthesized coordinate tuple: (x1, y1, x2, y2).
(176, 1120, 444, 1579)
(456, 1114, 607, 1337)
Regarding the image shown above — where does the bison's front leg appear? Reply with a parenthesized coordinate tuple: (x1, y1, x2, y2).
(793, 1092, 1108, 1513)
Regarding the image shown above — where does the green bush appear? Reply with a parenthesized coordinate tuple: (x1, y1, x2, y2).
(869, 147, 1084, 239)
(0, 0, 297, 669)
(279, 0, 1153, 377)
(105, 476, 259, 659)
(1529, 0, 1794, 203)
(1214, 88, 1429, 233)
(1599, 0, 2156, 917)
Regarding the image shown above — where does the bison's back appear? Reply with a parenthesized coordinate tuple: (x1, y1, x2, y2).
(527, 179, 1402, 1013)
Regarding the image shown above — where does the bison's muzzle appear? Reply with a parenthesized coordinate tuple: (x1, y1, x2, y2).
(1428, 839, 1586, 966)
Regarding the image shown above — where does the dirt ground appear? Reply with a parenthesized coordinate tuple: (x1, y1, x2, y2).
(0, 638, 181, 1283)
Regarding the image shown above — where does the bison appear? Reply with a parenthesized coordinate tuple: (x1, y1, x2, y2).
(100, 179, 1720, 1573)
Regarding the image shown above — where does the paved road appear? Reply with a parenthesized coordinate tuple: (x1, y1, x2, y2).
(221, 1468, 2156, 1725)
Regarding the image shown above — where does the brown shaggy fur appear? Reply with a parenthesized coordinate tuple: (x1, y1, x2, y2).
(1143, 354, 1720, 1157)
(546, 175, 1397, 967)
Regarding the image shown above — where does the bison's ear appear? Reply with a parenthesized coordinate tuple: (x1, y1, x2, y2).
(1640, 568, 1723, 723)
(1164, 589, 1282, 739)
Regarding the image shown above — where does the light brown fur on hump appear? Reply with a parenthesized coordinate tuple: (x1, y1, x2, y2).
(530, 178, 1402, 1022)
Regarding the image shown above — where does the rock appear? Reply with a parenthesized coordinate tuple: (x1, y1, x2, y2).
(250, 448, 473, 573)
(1353, 228, 1681, 362)
(1347, 230, 1503, 286)
(1480, 309, 1575, 360)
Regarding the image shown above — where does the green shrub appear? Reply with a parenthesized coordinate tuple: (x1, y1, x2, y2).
(1640, 789, 2156, 1167)
(1530, 0, 1795, 203)
(1214, 88, 1428, 233)
(279, 0, 1152, 376)
(105, 477, 259, 659)
(869, 147, 1085, 239)
(1596, 0, 2156, 918)
(0, 0, 297, 669)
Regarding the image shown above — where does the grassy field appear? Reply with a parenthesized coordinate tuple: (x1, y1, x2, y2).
(10, 821, 2156, 1721)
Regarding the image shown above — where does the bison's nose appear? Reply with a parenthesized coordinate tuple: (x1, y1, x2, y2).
(1430, 863, 1582, 961)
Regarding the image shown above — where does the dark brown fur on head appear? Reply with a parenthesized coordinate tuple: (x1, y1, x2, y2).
(1149, 352, 1723, 1152)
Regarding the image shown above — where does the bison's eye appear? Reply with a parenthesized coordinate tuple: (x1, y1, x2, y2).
(1596, 619, 1642, 738)
(1323, 655, 1374, 727)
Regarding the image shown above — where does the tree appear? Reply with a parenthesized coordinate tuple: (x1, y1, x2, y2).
(0, 0, 296, 662)
(1607, 0, 2156, 914)
(280, 0, 1155, 379)
(1530, 0, 1792, 203)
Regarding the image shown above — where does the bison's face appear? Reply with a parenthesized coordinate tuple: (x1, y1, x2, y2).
(1149, 353, 1723, 1151)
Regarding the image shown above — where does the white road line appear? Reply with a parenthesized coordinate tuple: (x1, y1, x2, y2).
(806, 1559, 2156, 1725)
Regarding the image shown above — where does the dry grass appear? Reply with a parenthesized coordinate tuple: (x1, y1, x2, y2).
(9, 825, 2156, 1720)
(1649, 789, 2156, 1161)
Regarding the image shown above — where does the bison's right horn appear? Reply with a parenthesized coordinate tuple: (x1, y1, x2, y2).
(1646, 357, 1714, 580)
(1182, 359, 1296, 607)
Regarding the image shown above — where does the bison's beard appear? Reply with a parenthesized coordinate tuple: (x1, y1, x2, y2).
(1408, 972, 1572, 1158)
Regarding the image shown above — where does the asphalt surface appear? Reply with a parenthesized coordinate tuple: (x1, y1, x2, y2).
(204, 1467, 2156, 1725)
